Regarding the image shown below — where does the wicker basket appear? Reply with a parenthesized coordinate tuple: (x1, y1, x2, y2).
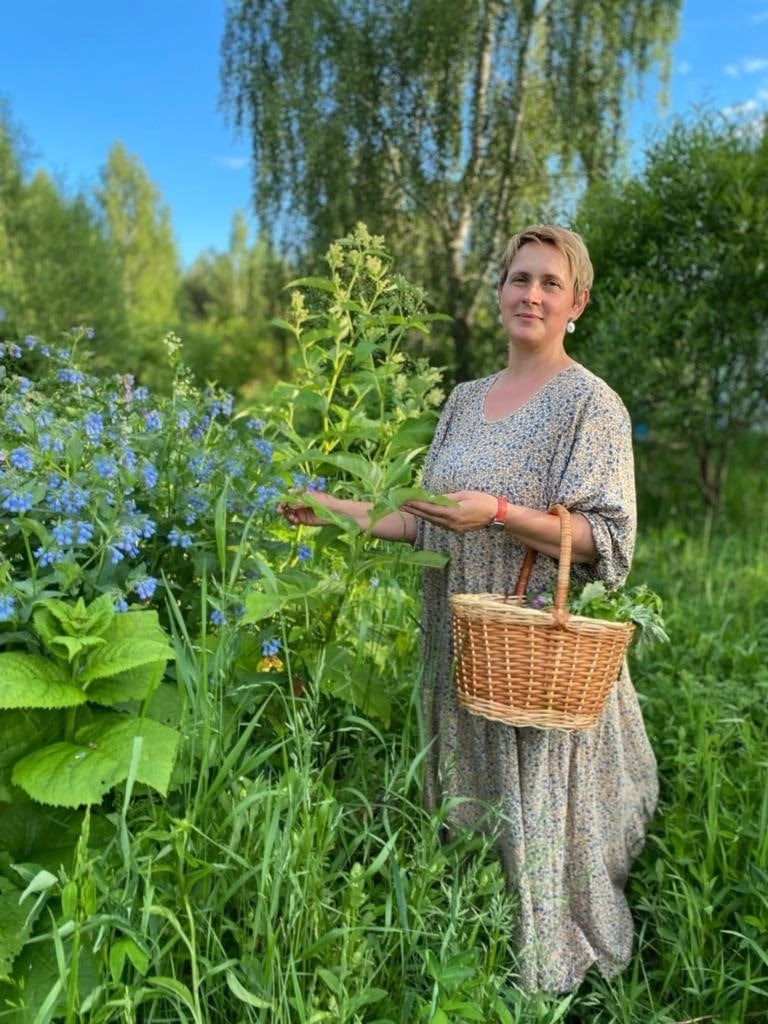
(450, 504, 634, 730)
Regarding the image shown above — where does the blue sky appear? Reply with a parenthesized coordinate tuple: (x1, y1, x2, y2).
(3, 1, 767, 267)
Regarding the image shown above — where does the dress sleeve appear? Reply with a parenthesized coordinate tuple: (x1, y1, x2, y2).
(551, 386, 637, 588)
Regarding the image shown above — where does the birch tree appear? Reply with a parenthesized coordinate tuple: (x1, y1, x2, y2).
(221, 0, 680, 378)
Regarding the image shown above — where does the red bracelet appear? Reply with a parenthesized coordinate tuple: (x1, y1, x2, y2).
(489, 495, 508, 529)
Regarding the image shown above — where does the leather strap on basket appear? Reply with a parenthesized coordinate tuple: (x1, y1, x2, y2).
(512, 505, 572, 626)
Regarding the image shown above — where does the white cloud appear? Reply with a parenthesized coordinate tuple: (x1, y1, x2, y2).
(214, 156, 251, 171)
(722, 56, 768, 77)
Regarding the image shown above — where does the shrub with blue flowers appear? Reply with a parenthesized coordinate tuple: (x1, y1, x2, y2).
(0, 327, 284, 630)
(0, 224, 455, 1020)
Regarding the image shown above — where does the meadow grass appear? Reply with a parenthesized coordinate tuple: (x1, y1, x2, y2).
(18, 482, 764, 1023)
(82, 501, 767, 1024)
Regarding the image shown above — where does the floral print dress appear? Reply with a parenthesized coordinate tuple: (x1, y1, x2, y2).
(416, 364, 658, 993)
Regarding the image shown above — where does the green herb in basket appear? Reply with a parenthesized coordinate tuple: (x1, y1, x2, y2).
(569, 581, 669, 654)
(529, 581, 668, 654)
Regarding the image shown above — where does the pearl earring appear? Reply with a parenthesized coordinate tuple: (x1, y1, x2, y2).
(566, 320, 576, 335)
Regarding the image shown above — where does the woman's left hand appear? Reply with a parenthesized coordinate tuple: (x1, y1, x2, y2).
(401, 491, 497, 532)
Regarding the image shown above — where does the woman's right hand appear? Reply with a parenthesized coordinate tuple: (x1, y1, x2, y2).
(277, 491, 337, 527)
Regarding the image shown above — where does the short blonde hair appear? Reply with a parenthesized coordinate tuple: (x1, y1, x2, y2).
(497, 224, 594, 296)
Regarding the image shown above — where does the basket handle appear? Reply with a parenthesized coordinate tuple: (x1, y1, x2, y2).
(512, 505, 572, 617)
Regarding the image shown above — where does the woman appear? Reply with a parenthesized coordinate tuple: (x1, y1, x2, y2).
(280, 224, 658, 993)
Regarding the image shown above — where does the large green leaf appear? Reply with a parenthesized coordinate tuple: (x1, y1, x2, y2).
(0, 654, 85, 710)
(320, 643, 391, 725)
(103, 608, 169, 645)
(12, 742, 123, 807)
(76, 716, 179, 796)
(0, 937, 101, 1023)
(79, 639, 174, 685)
(0, 709, 61, 770)
(242, 590, 301, 623)
(86, 657, 168, 706)
(0, 877, 35, 975)
(46, 634, 107, 661)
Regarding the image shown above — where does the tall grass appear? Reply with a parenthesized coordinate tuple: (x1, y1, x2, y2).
(15, 490, 767, 1023)
(71, 502, 765, 1024)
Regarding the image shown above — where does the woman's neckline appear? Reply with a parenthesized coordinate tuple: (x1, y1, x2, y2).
(481, 363, 581, 423)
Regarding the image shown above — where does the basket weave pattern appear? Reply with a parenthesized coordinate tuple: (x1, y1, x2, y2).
(450, 505, 634, 730)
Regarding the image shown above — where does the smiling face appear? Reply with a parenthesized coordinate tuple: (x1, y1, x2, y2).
(497, 240, 589, 348)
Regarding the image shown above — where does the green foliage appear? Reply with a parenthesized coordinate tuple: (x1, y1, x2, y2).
(577, 110, 768, 510)
(178, 212, 292, 396)
(0, 593, 176, 808)
(95, 143, 181, 383)
(569, 580, 669, 653)
(0, 112, 128, 351)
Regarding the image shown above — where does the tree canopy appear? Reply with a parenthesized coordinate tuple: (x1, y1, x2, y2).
(576, 111, 768, 512)
(221, 0, 681, 378)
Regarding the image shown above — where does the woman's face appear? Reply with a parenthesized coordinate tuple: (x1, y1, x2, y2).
(497, 241, 588, 346)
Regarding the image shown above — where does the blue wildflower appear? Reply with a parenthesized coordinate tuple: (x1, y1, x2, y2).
(1, 489, 35, 514)
(133, 577, 158, 601)
(94, 455, 119, 479)
(176, 409, 191, 429)
(74, 521, 94, 545)
(252, 438, 272, 460)
(9, 447, 34, 472)
(133, 386, 149, 403)
(16, 377, 31, 395)
(83, 412, 104, 441)
(209, 394, 234, 418)
(114, 597, 129, 612)
(144, 410, 162, 431)
(23, 335, 37, 349)
(0, 594, 16, 619)
(50, 519, 93, 548)
(297, 543, 312, 562)
(141, 462, 159, 489)
(261, 638, 281, 657)
(188, 455, 213, 481)
(39, 433, 65, 454)
(47, 483, 90, 515)
(254, 484, 279, 508)
(168, 527, 193, 549)
(52, 521, 74, 546)
(209, 609, 226, 626)
(34, 546, 58, 568)
(57, 368, 85, 385)
(9, 345, 22, 359)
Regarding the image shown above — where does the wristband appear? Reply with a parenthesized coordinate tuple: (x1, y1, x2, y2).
(488, 495, 508, 530)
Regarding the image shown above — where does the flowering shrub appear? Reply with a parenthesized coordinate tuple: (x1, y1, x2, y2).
(0, 225, 454, 1018)
(0, 327, 287, 632)
(0, 224, 449, 812)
